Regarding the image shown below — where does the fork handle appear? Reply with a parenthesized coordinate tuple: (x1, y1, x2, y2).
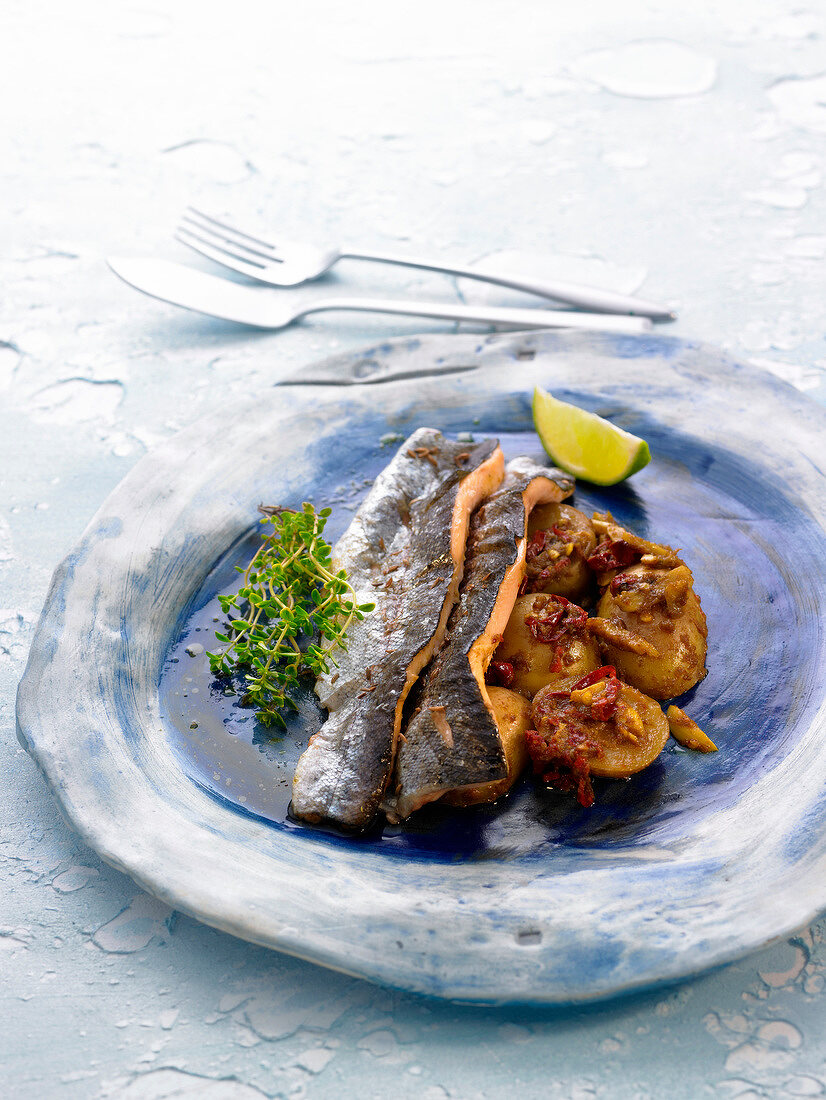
(339, 249, 674, 322)
(296, 297, 652, 334)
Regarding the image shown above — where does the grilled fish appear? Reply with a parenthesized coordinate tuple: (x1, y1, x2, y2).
(291, 428, 505, 830)
(391, 458, 575, 819)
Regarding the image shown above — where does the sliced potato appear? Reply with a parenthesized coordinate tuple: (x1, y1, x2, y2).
(595, 563, 708, 699)
(494, 593, 601, 696)
(531, 674, 669, 779)
(442, 687, 531, 806)
(524, 502, 597, 600)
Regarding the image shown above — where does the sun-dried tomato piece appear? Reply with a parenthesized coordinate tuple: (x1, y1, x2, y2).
(609, 571, 649, 596)
(525, 595, 588, 645)
(587, 538, 640, 573)
(487, 660, 515, 688)
(526, 726, 597, 807)
(525, 606, 563, 642)
(566, 665, 621, 720)
(525, 529, 549, 561)
(570, 665, 618, 691)
(589, 677, 621, 720)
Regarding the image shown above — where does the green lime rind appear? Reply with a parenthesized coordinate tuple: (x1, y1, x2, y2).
(532, 386, 652, 486)
(625, 438, 652, 479)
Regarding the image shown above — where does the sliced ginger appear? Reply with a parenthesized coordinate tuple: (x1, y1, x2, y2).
(667, 704, 718, 753)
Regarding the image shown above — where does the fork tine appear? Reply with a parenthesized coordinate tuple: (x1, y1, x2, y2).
(180, 212, 283, 265)
(185, 207, 283, 260)
(175, 227, 271, 279)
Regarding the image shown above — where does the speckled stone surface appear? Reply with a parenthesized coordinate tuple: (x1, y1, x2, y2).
(3, 0, 826, 1097)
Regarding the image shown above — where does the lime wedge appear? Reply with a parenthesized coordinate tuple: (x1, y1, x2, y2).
(532, 386, 651, 485)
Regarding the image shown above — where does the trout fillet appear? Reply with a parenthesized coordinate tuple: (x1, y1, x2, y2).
(291, 428, 505, 830)
(391, 458, 575, 820)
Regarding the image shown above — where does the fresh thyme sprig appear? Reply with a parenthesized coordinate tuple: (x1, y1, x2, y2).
(207, 503, 374, 728)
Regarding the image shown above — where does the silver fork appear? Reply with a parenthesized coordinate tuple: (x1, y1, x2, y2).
(176, 207, 675, 322)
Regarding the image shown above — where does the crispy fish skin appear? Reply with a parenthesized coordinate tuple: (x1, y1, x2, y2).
(391, 458, 575, 820)
(291, 429, 505, 830)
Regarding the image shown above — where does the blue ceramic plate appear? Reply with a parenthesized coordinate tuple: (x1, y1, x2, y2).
(16, 331, 826, 1004)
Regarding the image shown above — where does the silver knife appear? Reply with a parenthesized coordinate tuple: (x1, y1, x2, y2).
(108, 257, 654, 335)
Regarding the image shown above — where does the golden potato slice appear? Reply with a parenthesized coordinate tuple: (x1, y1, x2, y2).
(493, 593, 601, 697)
(524, 502, 597, 600)
(594, 563, 707, 699)
(531, 672, 670, 782)
(442, 687, 530, 806)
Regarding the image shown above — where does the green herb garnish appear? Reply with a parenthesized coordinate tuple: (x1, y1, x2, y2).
(208, 503, 374, 728)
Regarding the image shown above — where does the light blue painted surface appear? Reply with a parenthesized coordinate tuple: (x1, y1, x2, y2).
(3, 1, 826, 1096)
